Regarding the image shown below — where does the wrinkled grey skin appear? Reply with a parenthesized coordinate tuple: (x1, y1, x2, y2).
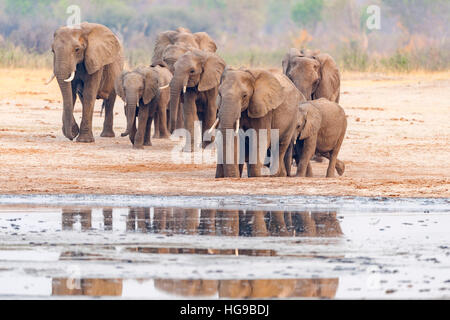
(115, 65, 172, 149)
(50, 22, 124, 142)
(169, 49, 226, 152)
(293, 98, 347, 178)
(151, 28, 218, 132)
(282, 48, 340, 103)
(215, 68, 305, 178)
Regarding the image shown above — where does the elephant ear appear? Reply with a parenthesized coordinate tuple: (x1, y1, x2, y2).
(282, 48, 302, 74)
(194, 32, 217, 52)
(82, 23, 122, 75)
(114, 72, 127, 101)
(300, 104, 322, 140)
(142, 68, 160, 105)
(198, 53, 226, 92)
(247, 70, 284, 118)
(313, 53, 340, 102)
(151, 30, 179, 66)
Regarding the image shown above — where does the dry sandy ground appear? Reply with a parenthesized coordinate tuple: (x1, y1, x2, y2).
(0, 69, 449, 197)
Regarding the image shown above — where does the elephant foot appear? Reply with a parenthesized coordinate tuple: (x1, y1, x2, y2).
(133, 144, 144, 150)
(121, 131, 129, 137)
(336, 161, 345, 176)
(271, 169, 287, 178)
(100, 129, 115, 138)
(144, 141, 152, 146)
(76, 132, 95, 143)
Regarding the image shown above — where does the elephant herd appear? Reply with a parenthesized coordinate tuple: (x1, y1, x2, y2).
(47, 22, 347, 179)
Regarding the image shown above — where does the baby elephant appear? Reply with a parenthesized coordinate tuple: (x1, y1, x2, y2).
(294, 98, 347, 178)
(115, 65, 172, 149)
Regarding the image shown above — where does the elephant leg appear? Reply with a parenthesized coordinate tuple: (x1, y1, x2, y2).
(152, 112, 160, 139)
(284, 142, 293, 177)
(100, 93, 115, 138)
(248, 124, 269, 177)
(69, 85, 80, 137)
(215, 164, 224, 178)
(182, 92, 197, 152)
(271, 140, 290, 177)
(306, 162, 313, 177)
(133, 106, 149, 149)
(177, 101, 184, 130)
(157, 93, 170, 138)
(296, 137, 316, 177)
(321, 152, 345, 176)
(239, 163, 244, 178)
(144, 113, 154, 146)
(77, 70, 103, 143)
(129, 119, 137, 145)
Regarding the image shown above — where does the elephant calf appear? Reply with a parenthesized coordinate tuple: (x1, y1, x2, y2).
(115, 65, 172, 149)
(294, 98, 347, 178)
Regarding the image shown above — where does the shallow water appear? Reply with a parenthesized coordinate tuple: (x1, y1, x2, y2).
(0, 195, 449, 299)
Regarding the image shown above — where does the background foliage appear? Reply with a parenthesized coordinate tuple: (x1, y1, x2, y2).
(0, 0, 449, 71)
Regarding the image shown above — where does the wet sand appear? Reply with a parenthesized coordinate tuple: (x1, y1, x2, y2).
(0, 69, 449, 197)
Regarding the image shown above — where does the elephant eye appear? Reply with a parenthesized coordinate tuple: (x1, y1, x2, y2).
(75, 47, 81, 53)
(242, 94, 247, 99)
(190, 69, 195, 74)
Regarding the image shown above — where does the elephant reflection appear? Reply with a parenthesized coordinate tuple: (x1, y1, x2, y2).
(61, 208, 342, 238)
(52, 278, 122, 296)
(62, 208, 113, 231)
(150, 208, 342, 238)
(154, 278, 339, 299)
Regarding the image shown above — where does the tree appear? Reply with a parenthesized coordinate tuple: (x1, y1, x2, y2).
(291, 0, 324, 30)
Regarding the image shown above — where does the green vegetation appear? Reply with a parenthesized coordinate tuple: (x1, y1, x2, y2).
(0, 0, 448, 72)
(291, 0, 324, 30)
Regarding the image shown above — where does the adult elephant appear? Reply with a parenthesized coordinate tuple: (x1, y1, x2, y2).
(151, 28, 218, 132)
(214, 68, 305, 178)
(47, 22, 124, 142)
(282, 48, 340, 103)
(169, 49, 226, 152)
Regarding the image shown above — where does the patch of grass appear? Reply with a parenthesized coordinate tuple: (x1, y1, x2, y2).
(0, 43, 52, 68)
(219, 48, 285, 68)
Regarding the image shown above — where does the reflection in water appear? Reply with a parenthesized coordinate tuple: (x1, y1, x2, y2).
(51, 277, 338, 298)
(53, 207, 343, 298)
(52, 278, 122, 296)
(61, 207, 342, 238)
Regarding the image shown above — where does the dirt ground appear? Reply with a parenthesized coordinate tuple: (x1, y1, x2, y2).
(0, 68, 449, 197)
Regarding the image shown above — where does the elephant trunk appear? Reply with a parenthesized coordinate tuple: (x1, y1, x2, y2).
(54, 50, 78, 140)
(217, 100, 240, 178)
(218, 126, 239, 178)
(169, 73, 188, 132)
(56, 78, 76, 140)
(124, 93, 138, 136)
(293, 80, 312, 101)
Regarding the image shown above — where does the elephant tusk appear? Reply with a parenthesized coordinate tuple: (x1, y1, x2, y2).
(183, 85, 187, 94)
(207, 118, 219, 134)
(159, 84, 169, 90)
(45, 73, 55, 85)
(235, 118, 240, 134)
(64, 71, 75, 82)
